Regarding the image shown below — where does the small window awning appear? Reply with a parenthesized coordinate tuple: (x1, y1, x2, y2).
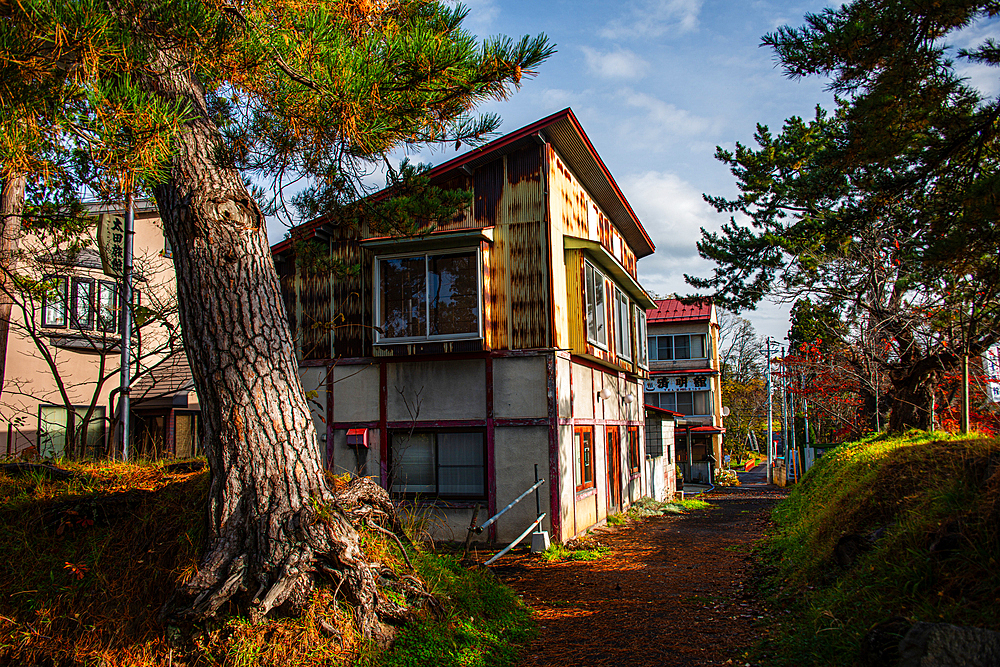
(644, 404, 683, 418)
(360, 227, 493, 253)
(347, 428, 367, 436)
(685, 425, 725, 435)
(564, 237, 656, 309)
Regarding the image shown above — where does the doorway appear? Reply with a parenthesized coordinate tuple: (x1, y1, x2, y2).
(606, 427, 622, 514)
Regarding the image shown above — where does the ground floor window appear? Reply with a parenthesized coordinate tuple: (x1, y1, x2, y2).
(390, 430, 485, 499)
(627, 426, 640, 474)
(574, 426, 595, 491)
(38, 405, 105, 458)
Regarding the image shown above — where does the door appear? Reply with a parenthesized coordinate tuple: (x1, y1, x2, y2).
(606, 427, 622, 514)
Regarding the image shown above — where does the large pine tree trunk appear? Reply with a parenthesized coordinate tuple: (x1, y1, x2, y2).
(0, 173, 25, 398)
(145, 50, 410, 640)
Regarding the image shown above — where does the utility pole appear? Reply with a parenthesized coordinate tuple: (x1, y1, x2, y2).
(118, 192, 134, 461)
(762, 337, 781, 484)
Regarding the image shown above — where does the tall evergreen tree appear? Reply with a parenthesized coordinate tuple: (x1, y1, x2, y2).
(1, 0, 552, 638)
(690, 1, 1000, 431)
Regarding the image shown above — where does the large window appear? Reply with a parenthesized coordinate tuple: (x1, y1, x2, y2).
(614, 287, 631, 361)
(646, 390, 711, 416)
(574, 426, 595, 491)
(377, 251, 480, 342)
(584, 260, 607, 348)
(635, 305, 648, 368)
(38, 405, 105, 458)
(648, 334, 707, 361)
(41, 276, 68, 328)
(390, 431, 485, 498)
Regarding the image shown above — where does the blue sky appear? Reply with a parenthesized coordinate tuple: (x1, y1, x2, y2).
(410, 0, 842, 343)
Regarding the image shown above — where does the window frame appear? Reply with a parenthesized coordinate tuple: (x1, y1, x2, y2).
(627, 425, 640, 475)
(97, 280, 119, 333)
(389, 429, 487, 500)
(635, 305, 648, 369)
(373, 248, 483, 344)
(37, 403, 106, 458)
(70, 277, 96, 331)
(584, 259, 608, 349)
(649, 333, 708, 361)
(614, 287, 632, 361)
(41, 275, 68, 328)
(574, 425, 595, 492)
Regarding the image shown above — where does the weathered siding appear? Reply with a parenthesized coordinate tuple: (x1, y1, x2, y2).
(548, 148, 637, 280)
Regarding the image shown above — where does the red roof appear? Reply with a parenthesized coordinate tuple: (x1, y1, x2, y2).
(646, 298, 713, 324)
(644, 404, 683, 418)
(688, 425, 725, 434)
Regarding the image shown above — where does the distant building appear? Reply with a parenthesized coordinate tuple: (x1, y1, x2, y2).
(0, 201, 199, 459)
(644, 298, 724, 484)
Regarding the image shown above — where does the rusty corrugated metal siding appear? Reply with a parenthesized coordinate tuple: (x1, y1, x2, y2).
(508, 220, 549, 348)
(488, 221, 509, 349)
(329, 235, 369, 359)
(435, 174, 476, 230)
(300, 268, 332, 361)
(474, 159, 504, 226)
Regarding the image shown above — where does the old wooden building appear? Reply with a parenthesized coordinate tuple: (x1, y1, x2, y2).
(273, 109, 659, 543)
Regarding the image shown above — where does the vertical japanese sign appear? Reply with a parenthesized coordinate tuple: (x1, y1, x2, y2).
(97, 213, 125, 278)
(985, 346, 1000, 403)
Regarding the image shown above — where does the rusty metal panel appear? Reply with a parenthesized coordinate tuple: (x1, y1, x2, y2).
(508, 220, 549, 349)
(474, 159, 504, 226)
(435, 174, 476, 231)
(329, 237, 369, 359)
(489, 223, 509, 349)
(504, 146, 545, 225)
(564, 249, 586, 354)
(300, 267, 332, 361)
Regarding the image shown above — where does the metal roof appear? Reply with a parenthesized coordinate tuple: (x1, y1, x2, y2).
(647, 298, 714, 323)
(272, 108, 655, 259)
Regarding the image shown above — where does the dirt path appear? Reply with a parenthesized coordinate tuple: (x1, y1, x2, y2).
(491, 467, 788, 667)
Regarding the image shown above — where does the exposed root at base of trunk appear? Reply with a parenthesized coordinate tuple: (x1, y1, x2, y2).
(160, 475, 431, 647)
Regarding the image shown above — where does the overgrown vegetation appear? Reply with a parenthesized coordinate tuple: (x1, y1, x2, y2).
(754, 431, 1000, 665)
(0, 461, 534, 666)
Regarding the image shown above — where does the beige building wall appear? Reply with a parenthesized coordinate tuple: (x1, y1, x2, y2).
(1, 203, 181, 457)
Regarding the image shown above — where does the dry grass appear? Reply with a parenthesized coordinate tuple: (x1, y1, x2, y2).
(0, 460, 535, 667)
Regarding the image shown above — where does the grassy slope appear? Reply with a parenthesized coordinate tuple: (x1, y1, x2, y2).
(757, 431, 1000, 665)
(0, 461, 534, 667)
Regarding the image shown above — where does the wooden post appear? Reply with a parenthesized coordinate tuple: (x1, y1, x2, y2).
(462, 504, 481, 562)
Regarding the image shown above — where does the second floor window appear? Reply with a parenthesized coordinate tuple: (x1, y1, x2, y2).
(584, 260, 607, 348)
(646, 390, 711, 415)
(635, 305, 648, 368)
(614, 287, 631, 361)
(376, 251, 480, 342)
(41, 275, 120, 334)
(648, 334, 707, 361)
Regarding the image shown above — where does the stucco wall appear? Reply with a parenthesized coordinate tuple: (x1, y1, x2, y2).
(494, 357, 547, 419)
(387, 359, 486, 421)
(331, 363, 379, 422)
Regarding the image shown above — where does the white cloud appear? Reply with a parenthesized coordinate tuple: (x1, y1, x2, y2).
(581, 46, 649, 80)
(448, 0, 498, 34)
(609, 90, 717, 149)
(623, 171, 720, 290)
(600, 0, 703, 39)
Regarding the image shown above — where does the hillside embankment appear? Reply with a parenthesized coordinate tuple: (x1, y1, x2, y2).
(753, 431, 1000, 666)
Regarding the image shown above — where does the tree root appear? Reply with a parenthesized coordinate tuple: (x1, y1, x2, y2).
(160, 474, 435, 647)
